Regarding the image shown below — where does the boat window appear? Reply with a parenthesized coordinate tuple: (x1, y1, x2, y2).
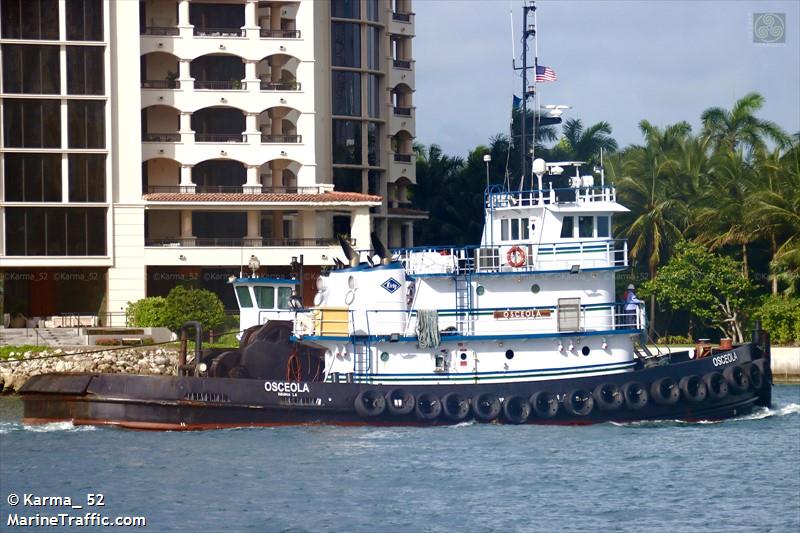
(236, 286, 253, 308)
(579, 216, 594, 238)
(560, 216, 574, 238)
(521, 218, 530, 240)
(500, 219, 509, 240)
(597, 216, 610, 238)
(278, 287, 293, 310)
(254, 286, 275, 309)
(511, 218, 520, 240)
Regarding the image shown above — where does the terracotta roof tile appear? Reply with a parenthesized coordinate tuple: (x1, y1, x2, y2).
(143, 191, 383, 204)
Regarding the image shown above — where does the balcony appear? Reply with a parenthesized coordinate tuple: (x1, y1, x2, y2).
(392, 12, 412, 23)
(141, 79, 180, 89)
(393, 153, 413, 163)
(142, 26, 179, 36)
(193, 27, 243, 37)
(393, 59, 412, 69)
(143, 133, 180, 142)
(393, 106, 412, 117)
(260, 29, 301, 39)
(194, 80, 244, 90)
(195, 133, 244, 143)
(260, 81, 301, 91)
(146, 185, 322, 195)
(146, 237, 338, 247)
(261, 134, 301, 143)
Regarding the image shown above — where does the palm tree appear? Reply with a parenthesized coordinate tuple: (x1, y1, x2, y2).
(559, 118, 618, 163)
(701, 92, 789, 158)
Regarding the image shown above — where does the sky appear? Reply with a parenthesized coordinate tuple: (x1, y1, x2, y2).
(413, 0, 800, 157)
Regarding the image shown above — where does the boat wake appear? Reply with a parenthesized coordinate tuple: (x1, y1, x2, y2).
(609, 402, 800, 427)
(0, 421, 97, 434)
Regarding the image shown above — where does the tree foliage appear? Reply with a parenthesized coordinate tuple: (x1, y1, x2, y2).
(125, 296, 168, 328)
(162, 286, 226, 334)
(754, 296, 800, 345)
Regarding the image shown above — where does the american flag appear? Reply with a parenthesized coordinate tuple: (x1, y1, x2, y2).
(536, 65, 557, 82)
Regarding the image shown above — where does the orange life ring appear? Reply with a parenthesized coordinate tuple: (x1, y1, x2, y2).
(506, 246, 526, 268)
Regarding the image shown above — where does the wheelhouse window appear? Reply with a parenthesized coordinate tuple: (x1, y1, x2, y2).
(560, 216, 574, 239)
(236, 286, 253, 308)
(579, 216, 594, 238)
(278, 287, 293, 309)
(500, 219, 509, 241)
(597, 216, 610, 238)
(254, 286, 275, 309)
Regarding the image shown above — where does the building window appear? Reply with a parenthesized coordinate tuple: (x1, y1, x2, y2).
(331, 0, 360, 20)
(333, 168, 362, 193)
(1, 0, 59, 40)
(4, 153, 62, 202)
(67, 46, 105, 95)
(331, 71, 361, 116)
(367, 26, 381, 70)
(1, 45, 60, 94)
(2, 99, 61, 148)
(332, 119, 362, 165)
(68, 154, 106, 202)
(578, 215, 594, 238)
(560, 216, 574, 239)
(68, 100, 105, 148)
(368, 170, 381, 196)
(367, 123, 380, 166)
(331, 22, 360, 68)
(366, 0, 380, 22)
(367, 74, 380, 118)
(5, 207, 106, 256)
(66, 0, 103, 41)
(597, 216, 610, 238)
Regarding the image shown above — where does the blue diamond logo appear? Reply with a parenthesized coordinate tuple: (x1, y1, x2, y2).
(381, 278, 401, 294)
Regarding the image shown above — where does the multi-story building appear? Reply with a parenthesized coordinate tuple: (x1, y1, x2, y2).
(1, 0, 421, 324)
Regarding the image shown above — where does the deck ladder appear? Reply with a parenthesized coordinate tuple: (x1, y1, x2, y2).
(454, 275, 472, 335)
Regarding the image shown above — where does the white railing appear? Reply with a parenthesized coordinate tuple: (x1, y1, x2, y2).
(486, 187, 616, 208)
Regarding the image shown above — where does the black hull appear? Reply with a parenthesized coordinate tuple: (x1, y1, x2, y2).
(19, 344, 772, 430)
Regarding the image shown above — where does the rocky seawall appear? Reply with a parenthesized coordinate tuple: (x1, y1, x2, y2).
(0, 348, 180, 393)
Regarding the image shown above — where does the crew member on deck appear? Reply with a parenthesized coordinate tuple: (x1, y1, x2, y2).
(624, 284, 643, 327)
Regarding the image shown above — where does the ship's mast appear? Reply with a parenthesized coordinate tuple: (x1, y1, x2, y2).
(516, 1, 537, 190)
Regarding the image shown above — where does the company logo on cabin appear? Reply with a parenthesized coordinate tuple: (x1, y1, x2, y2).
(381, 278, 401, 294)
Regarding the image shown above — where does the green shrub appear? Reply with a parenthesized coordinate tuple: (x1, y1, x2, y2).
(96, 338, 122, 346)
(755, 296, 800, 345)
(126, 297, 168, 328)
(163, 286, 226, 334)
(661, 335, 693, 345)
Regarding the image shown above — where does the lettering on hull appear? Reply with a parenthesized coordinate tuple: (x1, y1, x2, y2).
(264, 381, 311, 397)
(493, 309, 552, 320)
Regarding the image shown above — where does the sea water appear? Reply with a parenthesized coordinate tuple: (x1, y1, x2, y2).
(1, 386, 798, 532)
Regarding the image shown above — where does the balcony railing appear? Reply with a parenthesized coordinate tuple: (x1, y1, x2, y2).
(260, 29, 301, 38)
(146, 185, 323, 194)
(141, 26, 179, 36)
(141, 79, 180, 89)
(393, 58, 412, 69)
(393, 106, 412, 117)
(146, 237, 341, 248)
(393, 153, 413, 163)
(261, 134, 302, 143)
(195, 133, 244, 143)
(194, 80, 244, 90)
(260, 81, 301, 91)
(143, 132, 180, 142)
(193, 27, 243, 37)
(392, 12, 412, 22)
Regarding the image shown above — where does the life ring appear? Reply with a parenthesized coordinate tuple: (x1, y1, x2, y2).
(472, 393, 501, 421)
(530, 391, 559, 418)
(703, 372, 729, 400)
(502, 396, 531, 424)
(746, 361, 765, 390)
(593, 383, 623, 411)
(678, 375, 707, 403)
(385, 388, 415, 416)
(563, 389, 594, 416)
(622, 381, 649, 410)
(442, 392, 470, 421)
(354, 389, 386, 417)
(723, 364, 750, 394)
(650, 377, 680, 406)
(506, 246, 526, 268)
(414, 392, 442, 420)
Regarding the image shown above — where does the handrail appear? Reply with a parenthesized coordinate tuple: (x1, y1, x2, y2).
(486, 186, 617, 207)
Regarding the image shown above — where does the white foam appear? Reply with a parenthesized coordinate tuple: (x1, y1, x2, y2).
(23, 421, 96, 433)
(610, 402, 800, 427)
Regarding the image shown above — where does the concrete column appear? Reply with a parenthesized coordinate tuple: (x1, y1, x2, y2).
(180, 165, 195, 192)
(270, 56, 284, 82)
(178, 59, 193, 90)
(271, 4, 283, 31)
(404, 222, 414, 248)
(244, 1, 259, 32)
(243, 165, 261, 193)
(350, 207, 371, 249)
(180, 210, 194, 245)
(245, 210, 261, 246)
(270, 108, 285, 135)
(245, 60, 259, 91)
(178, 0, 190, 26)
(272, 211, 285, 241)
(271, 160, 287, 190)
(389, 222, 402, 249)
(299, 210, 316, 240)
(245, 113, 260, 144)
(179, 112, 194, 143)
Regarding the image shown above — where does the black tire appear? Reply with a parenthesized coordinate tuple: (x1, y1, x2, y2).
(747, 361, 765, 390)
(385, 389, 415, 416)
(530, 391, 559, 419)
(563, 389, 594, 416)
(472, 393, 501, 422)
(354, 389, 386, 417)
(622, 382, 649, 410)
(415, 392, 442, 420)
(703, 372, 729, 400)
(593, 383, 623, 411)
(502, 396, 531, 424)
(723, 365, 750, 394)
(679, 375, 707, 403)
(442, 392, 470, 421)
(650, 377, 680, 406)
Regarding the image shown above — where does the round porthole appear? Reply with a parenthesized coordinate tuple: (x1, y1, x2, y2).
(531, 284, 540, 294)
(348, 276, 356, 289)
(380, 352, 390, 362)
(505, 349, 514, 360)
(476, 285, 485, 296)
(530, 223, 536, 231)
(460, 353, 467, 361)
(581, 346, 590, 356)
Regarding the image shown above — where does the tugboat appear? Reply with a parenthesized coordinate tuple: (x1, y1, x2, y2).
(19, 4, 772, 429)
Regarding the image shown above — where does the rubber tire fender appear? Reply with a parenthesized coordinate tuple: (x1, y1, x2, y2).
(593, 383, 623, 411)
(723, 364, 750, 394)
(472, 393, 501, 422)
(650, 377, 680, 406)
(414, 392, 442, 420)
(703, 372, 729, 400)
(385, 388, 415, 416)
(502, 395, 531, 424)
(563, 389, 594, 416)
(354, 389, 386, 417)
(442, 392, 470, 422)
(678, 375, 707, 403)
(748, 360, 767, 390)
(622, 381, 649, 410)
(529, 391, 559, 419)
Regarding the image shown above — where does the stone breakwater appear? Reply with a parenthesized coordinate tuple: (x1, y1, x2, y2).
(0, 348, 180, 393)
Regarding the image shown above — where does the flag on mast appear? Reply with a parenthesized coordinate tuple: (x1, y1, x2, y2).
(535, 65, 557, 82)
